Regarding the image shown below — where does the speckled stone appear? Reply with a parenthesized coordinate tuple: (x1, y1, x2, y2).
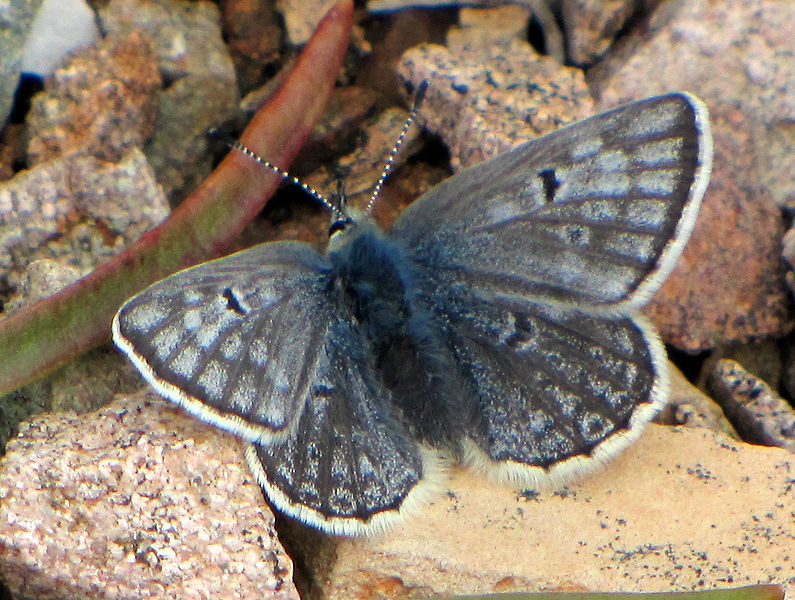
(591, 0, 795, 351)
(322, 424, 794, 598)
(100, 0, 239, 201)
(0, 148, 168, 289)
(709, 359, 795, 453)
(5, 259, 81, 312)
(26, 31, 160, 164)
(398, 39, 593, 171)
(0, 390, 299, 600)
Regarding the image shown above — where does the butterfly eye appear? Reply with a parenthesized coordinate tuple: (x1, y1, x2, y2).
(329, 217, 351, 238)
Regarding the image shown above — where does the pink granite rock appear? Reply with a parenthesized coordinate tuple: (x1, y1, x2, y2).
(709, 359, 795, 453)
(0, 148, 168, 291)
(398, 13, 594, 171)
(0, 391, 299, 600)
(26, 31, 160, 165)
(323, 425, 794, 598)
(589, 0, 794, 351)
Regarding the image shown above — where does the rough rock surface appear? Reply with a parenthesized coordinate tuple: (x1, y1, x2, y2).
(709, 359, 795, 453)
(0, 148, 168, 288)
(398, 39, 593, 171)
(323, 425, 794, 599)
(26, 31, 160, 165)
(100, 0, 239, 201)
(0, 391, 299, 600)
(591, 0, 794, 350)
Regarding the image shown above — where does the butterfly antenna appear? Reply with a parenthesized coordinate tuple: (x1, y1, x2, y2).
(364, 80, 429, 215)
(209, 129, 338, 214)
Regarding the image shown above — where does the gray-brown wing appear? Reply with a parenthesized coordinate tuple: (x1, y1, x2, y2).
(436, 291, 667, 487)
(112, 241, 336, 444)
(390, 94, 711, 484)
(246, 315, 443, 536)
(391, 93, 712, 310)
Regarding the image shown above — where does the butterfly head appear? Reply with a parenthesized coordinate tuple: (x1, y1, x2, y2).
(325, 178, 358, 251)
(212, 80, 429, 256)
(327, 204, 377, 254)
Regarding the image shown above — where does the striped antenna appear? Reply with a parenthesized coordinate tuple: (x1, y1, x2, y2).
(364, 80, 429, 215)
(210, 129, 338, 214)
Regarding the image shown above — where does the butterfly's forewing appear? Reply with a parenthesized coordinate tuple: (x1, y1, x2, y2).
(392, 93, 712, 484)
(245, 316, 443, 536)
(113, 242, 339, 444)
(392, 94, 712, 311)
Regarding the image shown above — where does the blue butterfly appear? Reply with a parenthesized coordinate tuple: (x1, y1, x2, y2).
(113, 84, 712, 535)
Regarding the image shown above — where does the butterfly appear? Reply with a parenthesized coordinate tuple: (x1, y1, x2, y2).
(112, 84, 712, 536)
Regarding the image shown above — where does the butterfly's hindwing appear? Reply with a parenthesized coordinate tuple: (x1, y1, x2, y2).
(112, 242, 337, 444)
(439, 291, 666, 485)
(245, 316, 442, 536)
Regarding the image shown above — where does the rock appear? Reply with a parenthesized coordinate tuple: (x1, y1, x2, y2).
(290, 85, 381, 174)
(367, 1, 565, 62)
(659, 362, 738, 438)
(0, 0, 43, 123)
(20, 0, 99, 78)
(561, 0, 636, 66)
(590, 0, 794, 351)
(6, 259, 81, 311)
(277, 0, 339, 46)
(697, 339, 783, 397)
(446, 5, 533, 54)
(0, 391, 299, 600)
(100, 0, 239, 201)
(220, 0, 281, 93)
(322, 425, 794, 598)
(26, 31, 160, 165)
(303, 105, 422, 210)
(0, 148, 168, 291)
(398, 39, 593, 171)
(708, 359, 795, 453)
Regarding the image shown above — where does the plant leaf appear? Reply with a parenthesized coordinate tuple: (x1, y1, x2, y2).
(0, 0, 354, 396)
(433, 585, 785, 600)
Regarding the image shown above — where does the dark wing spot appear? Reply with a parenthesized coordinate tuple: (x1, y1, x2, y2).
(451, 82, 469, 95)
(538, 168, 561, 203)
(222, 287, 246, 315)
